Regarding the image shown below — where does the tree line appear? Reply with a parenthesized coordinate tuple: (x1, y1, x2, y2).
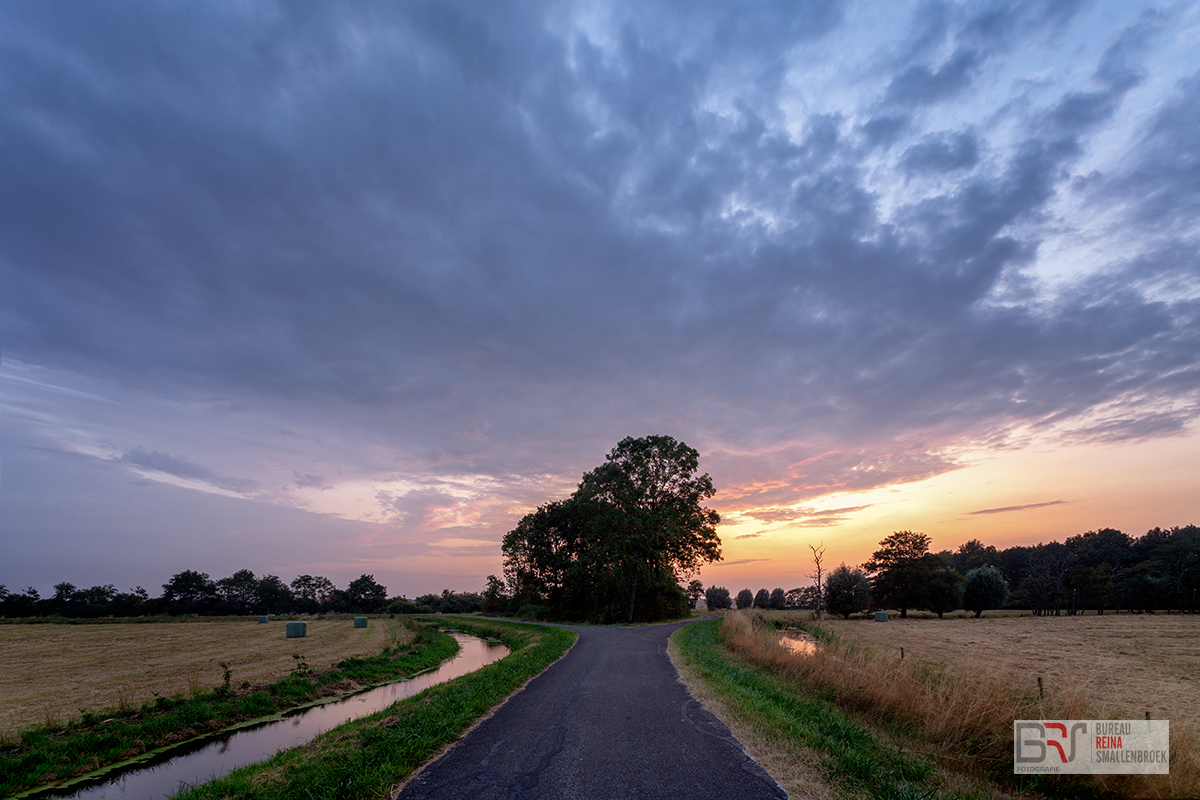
(700, 524, 1200, 620)
(0, 569, 486, 618)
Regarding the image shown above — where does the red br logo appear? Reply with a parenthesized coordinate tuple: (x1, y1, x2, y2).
(1015, 722, 1089, 764)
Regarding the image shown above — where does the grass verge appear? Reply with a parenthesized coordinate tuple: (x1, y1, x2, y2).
(171, 617, 576, 800)
(0, 620, 456, 797)
(670, 616, 997, 800)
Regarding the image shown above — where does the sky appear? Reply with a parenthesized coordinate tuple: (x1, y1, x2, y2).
(2, 0, 1199, 599)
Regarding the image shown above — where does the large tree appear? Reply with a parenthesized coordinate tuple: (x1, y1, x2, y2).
(502, 435, 721, 623)
(343, 574, 388, 612)
(255, 574, 294, 614)
(216, 569, 258, 613)
(290, 574, 335, 613)
(161, 570, 217, 614)
(864, 530, 933, 619)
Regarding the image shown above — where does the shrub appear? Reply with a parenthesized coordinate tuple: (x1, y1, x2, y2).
(517, 604, 554, 621)
(963, 566, 1009, 618)
(704, 586, 732, 610)
(824, 564, 870, 619)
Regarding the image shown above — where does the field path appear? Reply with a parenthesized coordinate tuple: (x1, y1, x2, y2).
(398, 620, 786, 800)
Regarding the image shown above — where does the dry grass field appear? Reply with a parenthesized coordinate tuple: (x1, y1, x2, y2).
(0, 617, 412, 738)
(811, 612, 1200, 724)
(727, 610, 1200, 798)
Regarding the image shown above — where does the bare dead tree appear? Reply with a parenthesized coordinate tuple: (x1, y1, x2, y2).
(809, 543, 827, 621)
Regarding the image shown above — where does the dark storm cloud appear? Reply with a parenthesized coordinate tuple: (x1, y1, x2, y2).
(0, 0, 1197, 508)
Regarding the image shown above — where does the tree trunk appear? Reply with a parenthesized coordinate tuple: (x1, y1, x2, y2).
(627, 578, 637, 624)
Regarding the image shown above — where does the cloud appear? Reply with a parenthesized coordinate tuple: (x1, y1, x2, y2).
(735, 504, 873, 527)
(970, 500, 1065, 515)
(0, 2, 1198, 591)
(120, 447, 260, 495)
(885, 48, 980, 107)
(292, 473, 330, 490)
(1105, 69, 1200, 236)
(900, 131, 979, 174)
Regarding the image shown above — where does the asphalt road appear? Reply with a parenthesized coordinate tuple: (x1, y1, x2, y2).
(397, 620, 787, 800)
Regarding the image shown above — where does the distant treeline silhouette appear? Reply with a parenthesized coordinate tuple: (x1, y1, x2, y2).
(0, 569, 483, 618)
(4, 524, 1196, 619)
(708, 525, 1199, 618)
(930, 525, 1199, 615)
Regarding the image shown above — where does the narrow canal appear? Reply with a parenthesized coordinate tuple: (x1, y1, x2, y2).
(33, 631, 509, 800)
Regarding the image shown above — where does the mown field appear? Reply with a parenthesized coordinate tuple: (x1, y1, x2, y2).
(0, 616, 411, 738)
(813, 611, 1200, 724)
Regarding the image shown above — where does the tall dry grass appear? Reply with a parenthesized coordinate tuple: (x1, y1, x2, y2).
(721, 610, 1197, 799)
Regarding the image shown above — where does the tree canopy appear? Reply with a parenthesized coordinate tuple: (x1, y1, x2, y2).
(501, 435, 721, 623)
(824, 564, 871, 619)
(864, 530, 933, 619)
(963, 566, 1009, 617)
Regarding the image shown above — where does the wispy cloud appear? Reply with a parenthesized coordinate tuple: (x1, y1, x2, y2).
(970, 500, 1067, 516)
(120, 447, 260, 495)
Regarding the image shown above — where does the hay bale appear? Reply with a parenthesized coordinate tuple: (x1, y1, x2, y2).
(286, 621, 307, 638)
(875, 611, 888, 622)
(354, 616, 368, 628)
(257, 615, 268, 623)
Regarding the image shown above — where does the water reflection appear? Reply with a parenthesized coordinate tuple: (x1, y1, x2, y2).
(778, 632, 817, 656)
(35, 631, 508, 800)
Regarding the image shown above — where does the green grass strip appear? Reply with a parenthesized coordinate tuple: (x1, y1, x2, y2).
(172, 617, 576, 800)
(0, 622, 458, 797)
(672, 619, 997, 800)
